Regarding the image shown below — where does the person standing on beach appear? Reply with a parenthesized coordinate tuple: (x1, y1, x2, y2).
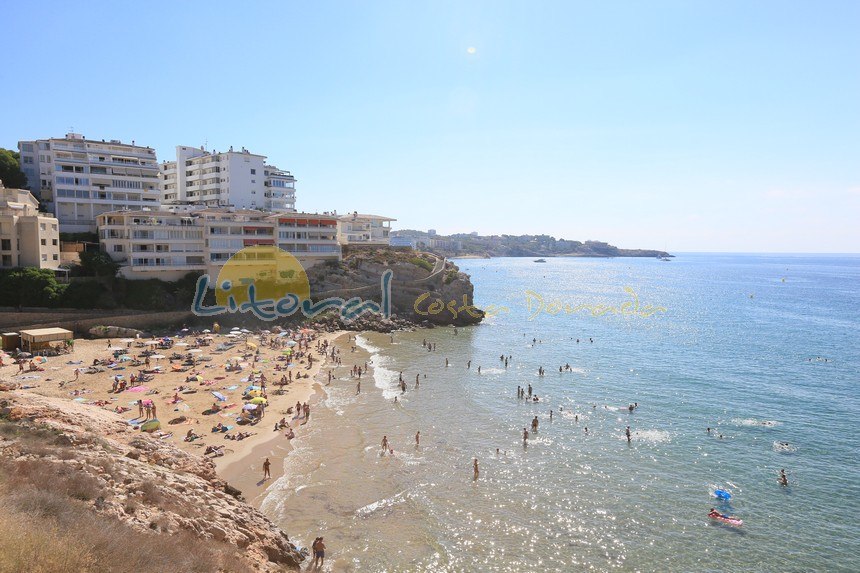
(311, 537, 326, 570)
(473, 458, 479, 481)
(415, 431, 420, 446)
(523, 428, 529, 444)
(356, 380, 361, 394)
(531, 416, 539, 432)
(263, 457, 271, 479)
(381, 435, 389, 454)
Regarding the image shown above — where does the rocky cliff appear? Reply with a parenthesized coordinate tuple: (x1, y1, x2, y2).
(306, 249, 484, 327)
(0, 388, 304, 572)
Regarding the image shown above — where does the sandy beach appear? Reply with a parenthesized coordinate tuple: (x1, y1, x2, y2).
(0, 325, 349, 501)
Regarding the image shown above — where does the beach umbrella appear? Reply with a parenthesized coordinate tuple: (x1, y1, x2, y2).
(17, 352, 32, 358)
(150, 354, 165, 360)
(145, 340, 159, 346)
(202, 329, 211, 333)
(231, 326, 241, 331)
(285, 340, 297, 347)
(245, 389, 263, 398)
(181, 328, 189, 332)
(189, 374, 203, 382)
(212, 391, 227, 401)
(188, 349, 203, 354)
(246, 342, 258, 350)
(249, 397, 268, 405)
(119, 355, 133, 362)
(174, 342, 189, 347)
(33, 356, 48, 364)
(242, 404, 258, 411)
(120, 338, 135, 343)
(225, 333, 238, 338)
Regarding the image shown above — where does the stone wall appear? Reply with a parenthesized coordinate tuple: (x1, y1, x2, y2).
(0, 307, 194, 335)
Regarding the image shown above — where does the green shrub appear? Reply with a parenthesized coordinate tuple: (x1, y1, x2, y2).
(410, 257, 433, 272)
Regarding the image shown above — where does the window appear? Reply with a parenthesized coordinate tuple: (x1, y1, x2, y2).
(40, 223, 46, 230)
(113, 245, 124, 252)
(41, 239, 46, 246)
(21, 143, 34, 152)
(22, 156, 33, 164)
(1, 255, 11, 266)
(41, 254, 47, 261)
(52, 239, 58, 246)
(53, 254, 59, 261)
(1, 239, 10, 251)
(250, 169, 256, 174)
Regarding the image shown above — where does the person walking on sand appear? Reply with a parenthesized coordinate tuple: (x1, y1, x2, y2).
(473, 458, 480, 481)
(311, 536, 326, 569)
(415, 431, 420, 446)
(356, 380, 361, 394)
(381, 435, 389, 454)
(263, 457, 271, 479)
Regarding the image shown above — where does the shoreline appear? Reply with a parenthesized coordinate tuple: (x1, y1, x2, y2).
(218, 331, 353, 506)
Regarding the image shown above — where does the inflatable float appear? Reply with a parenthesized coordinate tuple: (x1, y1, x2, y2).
(709, 512, 743, 527)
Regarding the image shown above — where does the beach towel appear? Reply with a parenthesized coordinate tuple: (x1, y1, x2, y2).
(127, 386, 149, 393)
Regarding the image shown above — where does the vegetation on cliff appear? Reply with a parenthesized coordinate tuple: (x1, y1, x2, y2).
(393, 230, 672, 259)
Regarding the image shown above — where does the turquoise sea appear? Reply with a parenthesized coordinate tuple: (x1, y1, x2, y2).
(264, 254, 860, 572)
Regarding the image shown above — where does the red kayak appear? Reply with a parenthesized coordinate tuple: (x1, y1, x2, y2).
(709, 512, 743, 527)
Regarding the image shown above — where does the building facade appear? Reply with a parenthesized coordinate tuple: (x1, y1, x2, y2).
(0, 182, 61, 269)
(161, 146, 296, 212)
(18, 133, 161, 233)
(337, 212, 395, 247)
(97, 208, 339, 281)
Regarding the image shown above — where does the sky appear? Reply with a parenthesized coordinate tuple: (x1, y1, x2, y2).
(2, 0, 858, 253)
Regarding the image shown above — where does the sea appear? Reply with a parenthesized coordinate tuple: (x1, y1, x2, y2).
(261, 254, 860, 572)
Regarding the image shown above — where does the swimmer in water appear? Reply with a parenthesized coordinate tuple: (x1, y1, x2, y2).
(473, 458, 479, 481)
(778, 468, 788, 486)
(626, 426, 632, 442)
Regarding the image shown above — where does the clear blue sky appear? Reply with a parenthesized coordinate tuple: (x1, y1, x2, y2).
(2, 0, 858, 252)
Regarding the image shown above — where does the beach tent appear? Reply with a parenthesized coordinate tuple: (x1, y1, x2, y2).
(1, 333, 20, 352)
(140, 419, 160, 432)
(19, 328, 74, 353)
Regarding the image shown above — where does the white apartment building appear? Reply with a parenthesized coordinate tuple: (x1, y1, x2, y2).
(18, 133, 161, 233)
(0, 181, 61, 269)
(161, 146, 296, 212)
(96, 208, 338, 281)
(337, 212, 395, 247)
